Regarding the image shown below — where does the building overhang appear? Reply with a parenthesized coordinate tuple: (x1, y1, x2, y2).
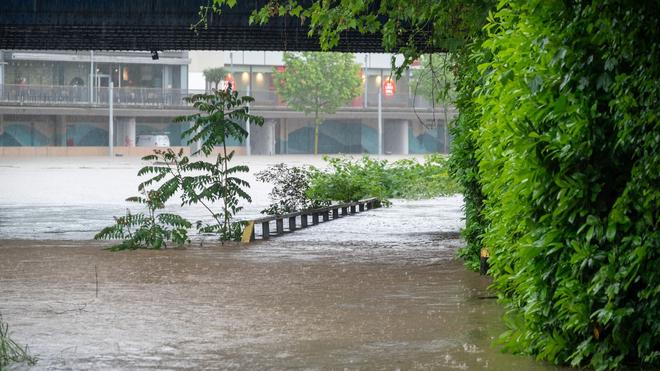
(7, 52, 191, 66)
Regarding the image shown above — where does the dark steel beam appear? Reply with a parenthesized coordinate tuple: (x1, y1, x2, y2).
(0, 0, 439, 52)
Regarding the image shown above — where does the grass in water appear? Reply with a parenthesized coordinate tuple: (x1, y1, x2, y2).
(0, 314, 37, 368)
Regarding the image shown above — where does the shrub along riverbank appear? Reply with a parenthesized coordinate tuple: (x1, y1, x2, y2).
(307, 155, 460, 204)
(256, 155, 460, 216)
(449, 1, 659, 369)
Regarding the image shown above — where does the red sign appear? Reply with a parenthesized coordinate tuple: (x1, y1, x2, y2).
(221, 74, 235, 90)
(383, 79, 396, 96)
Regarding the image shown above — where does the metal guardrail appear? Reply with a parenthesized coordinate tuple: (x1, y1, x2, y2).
(0, 84, 205, 108)
(241, 198, 382, 242)
(0, 84, 436, 110)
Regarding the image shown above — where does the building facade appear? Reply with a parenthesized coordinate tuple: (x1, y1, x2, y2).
(0, 50, 454, 156)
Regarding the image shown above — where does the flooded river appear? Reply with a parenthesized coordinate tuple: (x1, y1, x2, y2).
(0, 156, 565, 370)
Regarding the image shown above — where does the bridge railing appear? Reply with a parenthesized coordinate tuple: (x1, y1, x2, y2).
(242, 197, 382, 242)
(0, 84, 436, 110)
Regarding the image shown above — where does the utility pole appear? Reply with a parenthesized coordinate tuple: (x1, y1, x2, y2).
(89, 50, 94, 103)
(364, 54, 368, 108)
(108, 81, 114, 157)
(246, 65, 251, 156)
(377, 71, 383, 156)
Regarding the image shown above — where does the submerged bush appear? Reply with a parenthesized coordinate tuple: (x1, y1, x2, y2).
(255, 163, 329, 215)
(95, 187, 191, 251)
(306, 154, 459, 203)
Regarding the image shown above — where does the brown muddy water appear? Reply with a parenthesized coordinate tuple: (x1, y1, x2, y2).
(0, 157, 567, 370)
(0, 238, 565, 370)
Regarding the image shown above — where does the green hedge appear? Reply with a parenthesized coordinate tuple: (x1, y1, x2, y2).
(449, 44, 490, 271)
(307, 155, 460, 203)
(451, 0, 659, 368)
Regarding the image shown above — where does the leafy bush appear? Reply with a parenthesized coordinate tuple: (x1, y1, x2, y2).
(388, 154, 460, 199)
(448, 43, 490, 271)
(0, 314, 37, 368)
(95, 188, 191, 251)
(255, 163, 329, 215)
(96, 88, 263, 248)
(453, 1, 660, 369)
(307, 156, 392, 203)
(306, 155, 459, 204)
(177, 88, 262, 241)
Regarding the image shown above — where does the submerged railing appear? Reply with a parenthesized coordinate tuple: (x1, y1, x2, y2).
(241, 198, 382, 242)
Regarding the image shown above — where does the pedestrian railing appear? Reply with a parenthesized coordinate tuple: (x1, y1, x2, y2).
(0, 84, 437, 110)
(241, 198, 382, 243)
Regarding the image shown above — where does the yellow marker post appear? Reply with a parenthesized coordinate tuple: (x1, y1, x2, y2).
(241, 221, 254, 244)
(480, 248, 490, 275)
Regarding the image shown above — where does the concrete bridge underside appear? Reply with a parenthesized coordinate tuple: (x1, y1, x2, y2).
(0, 0, 438, 53)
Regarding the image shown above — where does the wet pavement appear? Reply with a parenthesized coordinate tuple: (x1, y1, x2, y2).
(0, 156, 567, 370)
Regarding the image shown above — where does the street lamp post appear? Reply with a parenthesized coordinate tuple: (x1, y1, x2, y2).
(378, 70, 383, 155)
(246, 65, 251, 156)
(109, 81, 114, 157)
(89, 50, 94, 103)
(364, 54, 368, 108)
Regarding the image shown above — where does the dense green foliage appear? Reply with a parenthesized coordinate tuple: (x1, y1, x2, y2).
(255, 164, 329, 215)
(448, 45, 488, 271)
(307, 155, 459, 204)
(0, 314, 37, 368)
(471, 1, 659, 369)
(96, 88, 264, 247)
(274, 52, 362, 154)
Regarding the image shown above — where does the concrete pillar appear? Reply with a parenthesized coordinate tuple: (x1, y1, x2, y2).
(0, 61, 4, 102)
(162, 66, 172, 89)
(250, 119, 276, 155)
(279, 118, 288, 154)
(383, 119, 409, 155)
(180, 66, 188, 91)
(125, 117, 136, 147)
(54, 116, 67, 146)
(400, 120, 409, 154)
(116, 117, 136, 147)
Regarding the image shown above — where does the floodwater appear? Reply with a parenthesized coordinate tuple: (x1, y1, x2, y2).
(0, 156, 566, 370)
